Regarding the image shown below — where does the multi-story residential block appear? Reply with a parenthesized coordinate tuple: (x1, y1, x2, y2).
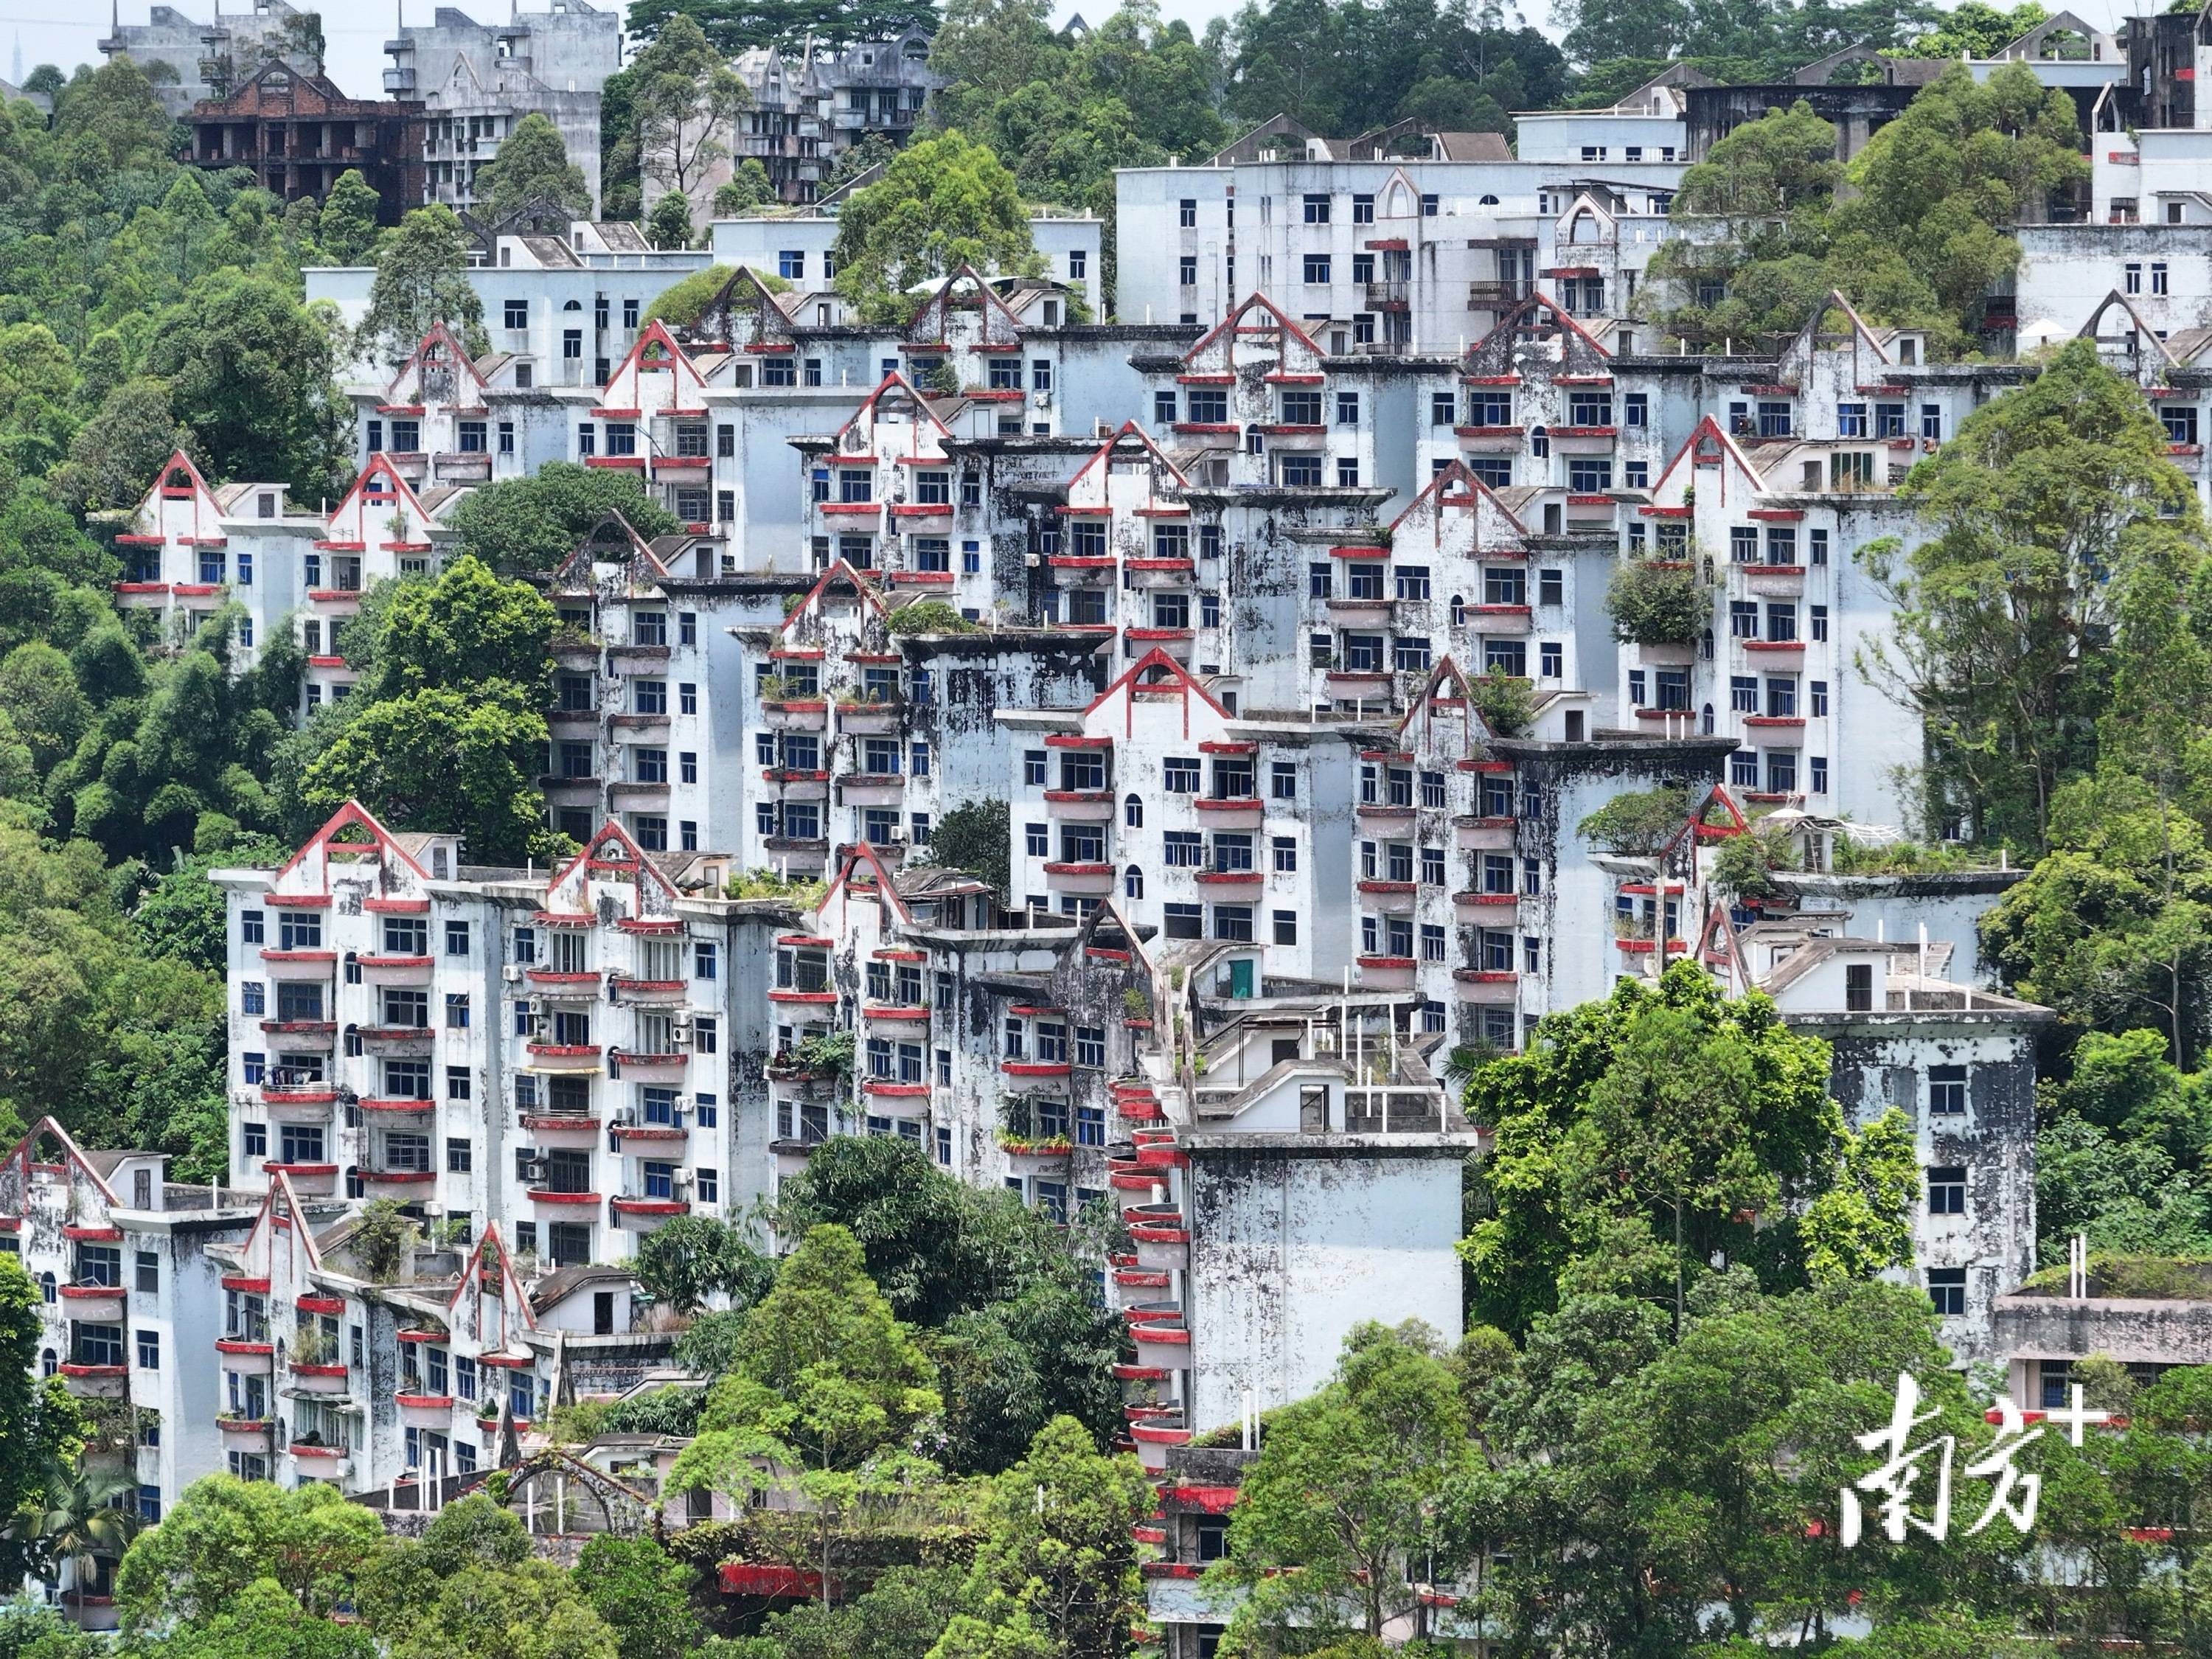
(110, 450, 324, 668)
(185, 64, 427, 221)
(351, 320, 572, 483)
(541, 512, 800, 849)
(97, 0, 324, 116)
(1101, 991, 1473, 1477)
(659, 27, 945, 212)
(0, 1119, 259, 1617)
(707, 213, 1104, 318)
(306, 236, 714, 389)
(1115, 129, 1686, 349)
(735, 560, 1102, 874)
(765, 846, 1147, 1205)
(383, 1, 621, 215)
(204, 1175, 669, 1493)
(1628, 403, 1925, 830)
(215, 802, 797, 1261)
(1725, 923, 2047, 1362)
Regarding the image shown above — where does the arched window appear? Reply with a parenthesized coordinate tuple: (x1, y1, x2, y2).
(1529, 426, 1549, 459)
(1701, 702, 1715, 735)
(37, 1273, 53, 1304)
(1449, 595, 1466, 627)
(1124, 865, 1144, 900)
(346, 1166, 365, 1200)
(1700, 627, 1715, 661)
(39, 1348, 55, 1377)
(563, 299, 582, 311)
(1124, 793, 1144, 828)
(1478, 193, 1500, 206)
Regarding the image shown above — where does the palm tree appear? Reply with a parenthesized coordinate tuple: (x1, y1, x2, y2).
(13, 1458, 142, 1610)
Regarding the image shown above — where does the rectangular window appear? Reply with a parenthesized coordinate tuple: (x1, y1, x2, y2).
(1927, 1166, 1966, 1216)
(1927, 1267, 1966, 1317)
(1929, 1065, 1967, 1115)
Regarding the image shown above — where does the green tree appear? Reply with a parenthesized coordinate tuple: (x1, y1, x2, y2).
(142, 268, 345, 499)
(928, 799, 1010, 898)
(712, 158, 776, 217)
(631, 1213, 776, 1316)
(0, 1259, 81, 1585)
(479, 114, 593, 223)
(1575, 785, 1689, 856)
(930, 1417, 1149, 1659)
(319, 170, 383, 264)
(364, 556, 555, 704)
(1214, 1323, 1478, 1646)
(1643, 100, 1842, 344)
(1801, 1107, 1921, 1284)
(1983, 773, 2212, 1068)
(116, 1475, 390, 1627)
(1461, 961, 1848, 1334)
(359, 1497, 620, 1659)
(52, 377, 192, 512)
(361, 205, 486, 368)
(645, 189, 695, 251)
(571, 1536, 700, 1659)
(447, 465, 686, 578)
(633, 16, 751, 205)
(1863, 340, 2197, 846)
(833, 132, 1037, 321)
(1832, 63, 2085, 344)
(297, 686, 552, 867)
(669, 1225, 943, 1605)
(17, 1458, 140, 1606)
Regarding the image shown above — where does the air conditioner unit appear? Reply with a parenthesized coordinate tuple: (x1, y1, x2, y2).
(501, 964, 521, 983)
(1025, 553, 1041, 568)
(519, 1157, 548, 1182)
(526, 997, 548, 1019)
(1034, 389, 1052, 408)
(669, 1020, 692, 1045)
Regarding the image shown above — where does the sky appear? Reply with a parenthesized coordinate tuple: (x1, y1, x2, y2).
(0, 0, 2142, 104)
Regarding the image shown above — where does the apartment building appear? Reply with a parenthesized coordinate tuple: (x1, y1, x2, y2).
(734, 560, 1102, 874)
(97, 0, 323, 116)
(658, 27, 945, 212)
(110, 450, 323, 669)
(765, 847, 1149, 1206)
(0, 1119, 257, 1617)
(543, 512, 797, 849)
(707, 215, 1104, 319)
(305, 236, 714, 389)
(383, 1, 621, 216)
(350, 321, 572, 482)
(215, 801, 798, 1259)
(1114, 128, 1685, 349)
(185, 64, 427, 222)
(204, 1175, 669, 1494)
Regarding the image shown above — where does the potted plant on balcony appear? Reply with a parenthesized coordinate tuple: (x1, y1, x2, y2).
(997, 1095, 1073, 1157)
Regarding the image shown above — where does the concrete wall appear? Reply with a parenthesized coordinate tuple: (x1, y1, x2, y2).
(1183, 1136, 1464, 1434)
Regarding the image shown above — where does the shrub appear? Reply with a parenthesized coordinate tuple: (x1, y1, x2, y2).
(1604, 557, 1705, 645)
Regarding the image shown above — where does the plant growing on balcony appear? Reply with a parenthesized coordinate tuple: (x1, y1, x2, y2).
(1472, 672, 1537, 737)
(727, 866, 828, 903)
(923, 361, 961, 397)
(348, 1199, 414, 1284)
(1708, 823, 1796, 901)
(885, 599, 978, 636)
(792, 1029, 857, 1081)
(1605, 556, 1706, 645)
(996, 1096, 1072, 1156)
(1577, 787, 1692, 856)
(289, 1324, 339, 1367)
(1123, 987, 1151, 1019)
(757, 675, 796, 703)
